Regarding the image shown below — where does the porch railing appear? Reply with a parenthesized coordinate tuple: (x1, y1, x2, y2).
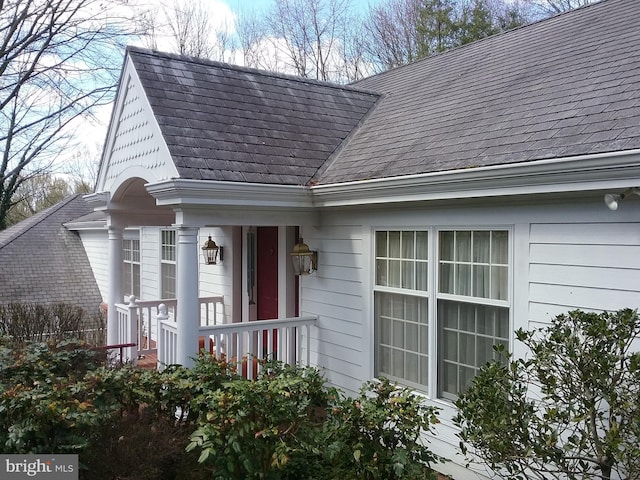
(115, 295, 224, 365)
(158, 308, 317, 377)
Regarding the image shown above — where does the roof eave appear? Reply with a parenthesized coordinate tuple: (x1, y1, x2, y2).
(146, 178, 314, 209)
(311, 150, 640, 207)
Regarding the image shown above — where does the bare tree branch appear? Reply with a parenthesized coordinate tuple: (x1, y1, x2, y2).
(0, 0, 142, 229)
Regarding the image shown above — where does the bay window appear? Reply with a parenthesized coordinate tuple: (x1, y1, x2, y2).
(374, 228, 510, 401)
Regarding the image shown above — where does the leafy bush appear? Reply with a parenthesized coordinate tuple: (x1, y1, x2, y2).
(316, 378, 442, 480)
(0, 340, 443, 479)
(454, 308, 640, 480)
(187, 360, 331, 479)
(187, 365, 442, 480)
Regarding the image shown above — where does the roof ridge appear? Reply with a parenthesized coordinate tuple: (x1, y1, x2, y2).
(0, 194, 81, 250)
(126, 45, 378, 97)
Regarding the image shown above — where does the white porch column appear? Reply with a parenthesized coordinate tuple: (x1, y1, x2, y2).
(107, 225, 124, 346)
(176, 226, 200, 367)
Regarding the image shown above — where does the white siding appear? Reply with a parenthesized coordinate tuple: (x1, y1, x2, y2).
(300, 224, 367, 396)
(528, 222, 640, 326)
(78, 230, 109, 300)
(299, 196, 640, 478)
(198, 226, 235, 324)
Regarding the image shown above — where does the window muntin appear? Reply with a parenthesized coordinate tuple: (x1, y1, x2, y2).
(374, 228, 510, 401)
(437, 229, 510, 399)
(123, 239, 140, 298)
(439, 230, 508, 301)
(375, 292, 429, 388)
(438, 300, 509, 401)
(374, 231, 429, 390)
(161, 230, 176, 299)
(376, 230, 428, 291)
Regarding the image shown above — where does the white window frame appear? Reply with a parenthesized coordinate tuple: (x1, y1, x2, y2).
(373, 226, 512, 402)
(160, 229, 176, 299)
(374, 230, 430, 392)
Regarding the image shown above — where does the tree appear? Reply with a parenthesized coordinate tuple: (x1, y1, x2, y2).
(263, 0, 365, 82)
(5, 173, 90, 226)
(524, 0, 597, 15)
(417, 0, 458, 55)
(362, 0, 426, 71)
(454, 309, 640, 480)
(0, 0, 141, 230)
(362, 0, 529, 73)
(139, 0, 235, 62)
(455, 0, 499, 46)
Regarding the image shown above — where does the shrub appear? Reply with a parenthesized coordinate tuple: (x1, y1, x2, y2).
(0, 303, 105, 344)
(0, 341, 444, 479)
(454, 308, 640, 480)
(187, 363, 442, 480)
(316, 378, 442, 480)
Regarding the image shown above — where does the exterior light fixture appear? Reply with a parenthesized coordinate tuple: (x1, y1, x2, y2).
(202, 236, 223, 265)
(290, 238, 317, 276)
(604, 187, 640, 211)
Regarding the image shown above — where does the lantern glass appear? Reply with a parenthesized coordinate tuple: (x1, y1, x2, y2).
(290, 239, 317, 276)
(202, 236, 220, 265)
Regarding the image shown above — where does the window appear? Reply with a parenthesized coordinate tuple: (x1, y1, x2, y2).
(374, 231, 429, 390)
(161, 230, 176, 299)
(123, 238, 140, 298)
(437, 230, 509, 400)
(374, 228, 510, 401)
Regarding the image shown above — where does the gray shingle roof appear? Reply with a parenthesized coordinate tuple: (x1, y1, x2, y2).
(128, 47, 380, 185)
(0, 195, 103, 315)
(318, 0, 640, 184)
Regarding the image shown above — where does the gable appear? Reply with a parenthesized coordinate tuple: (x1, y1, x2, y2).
(97, 61, 178, 194)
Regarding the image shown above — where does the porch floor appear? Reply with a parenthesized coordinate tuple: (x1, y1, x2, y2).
(136, 352, 158, 369)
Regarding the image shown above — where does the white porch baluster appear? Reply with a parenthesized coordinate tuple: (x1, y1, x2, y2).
(126, 295, 138, 363)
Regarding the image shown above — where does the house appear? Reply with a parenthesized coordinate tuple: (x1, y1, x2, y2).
(0, 194, 103, 319)
(71, 0, 640, 475)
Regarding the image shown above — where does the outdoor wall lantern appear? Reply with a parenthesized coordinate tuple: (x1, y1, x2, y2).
(290, 238, 318, 276)
(604, 187, 640, 211)
(202, 236, 223, 265)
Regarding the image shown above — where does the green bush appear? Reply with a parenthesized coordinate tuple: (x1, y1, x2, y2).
(0, 340, 443, 479)
(454, 308, 640, 480)
(187, 364, 442, 480)
(315, 378, 442, 480)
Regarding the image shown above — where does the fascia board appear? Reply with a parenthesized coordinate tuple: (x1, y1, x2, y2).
(146, 179, 314, 209)
(311, 150, 640, 207)
(64, 220, 107, 231)
(95, 56, 133, 192)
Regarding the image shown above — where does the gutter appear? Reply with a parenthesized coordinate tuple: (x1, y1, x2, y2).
(310, 150, 640, 207)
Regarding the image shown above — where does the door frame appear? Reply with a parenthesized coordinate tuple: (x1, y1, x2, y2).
(241, 226, 298, 324)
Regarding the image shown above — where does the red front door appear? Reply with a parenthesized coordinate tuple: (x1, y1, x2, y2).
(256, 227, 278, 320)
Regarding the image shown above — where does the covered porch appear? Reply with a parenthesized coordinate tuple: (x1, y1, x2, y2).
(86, 176, 321, 373)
